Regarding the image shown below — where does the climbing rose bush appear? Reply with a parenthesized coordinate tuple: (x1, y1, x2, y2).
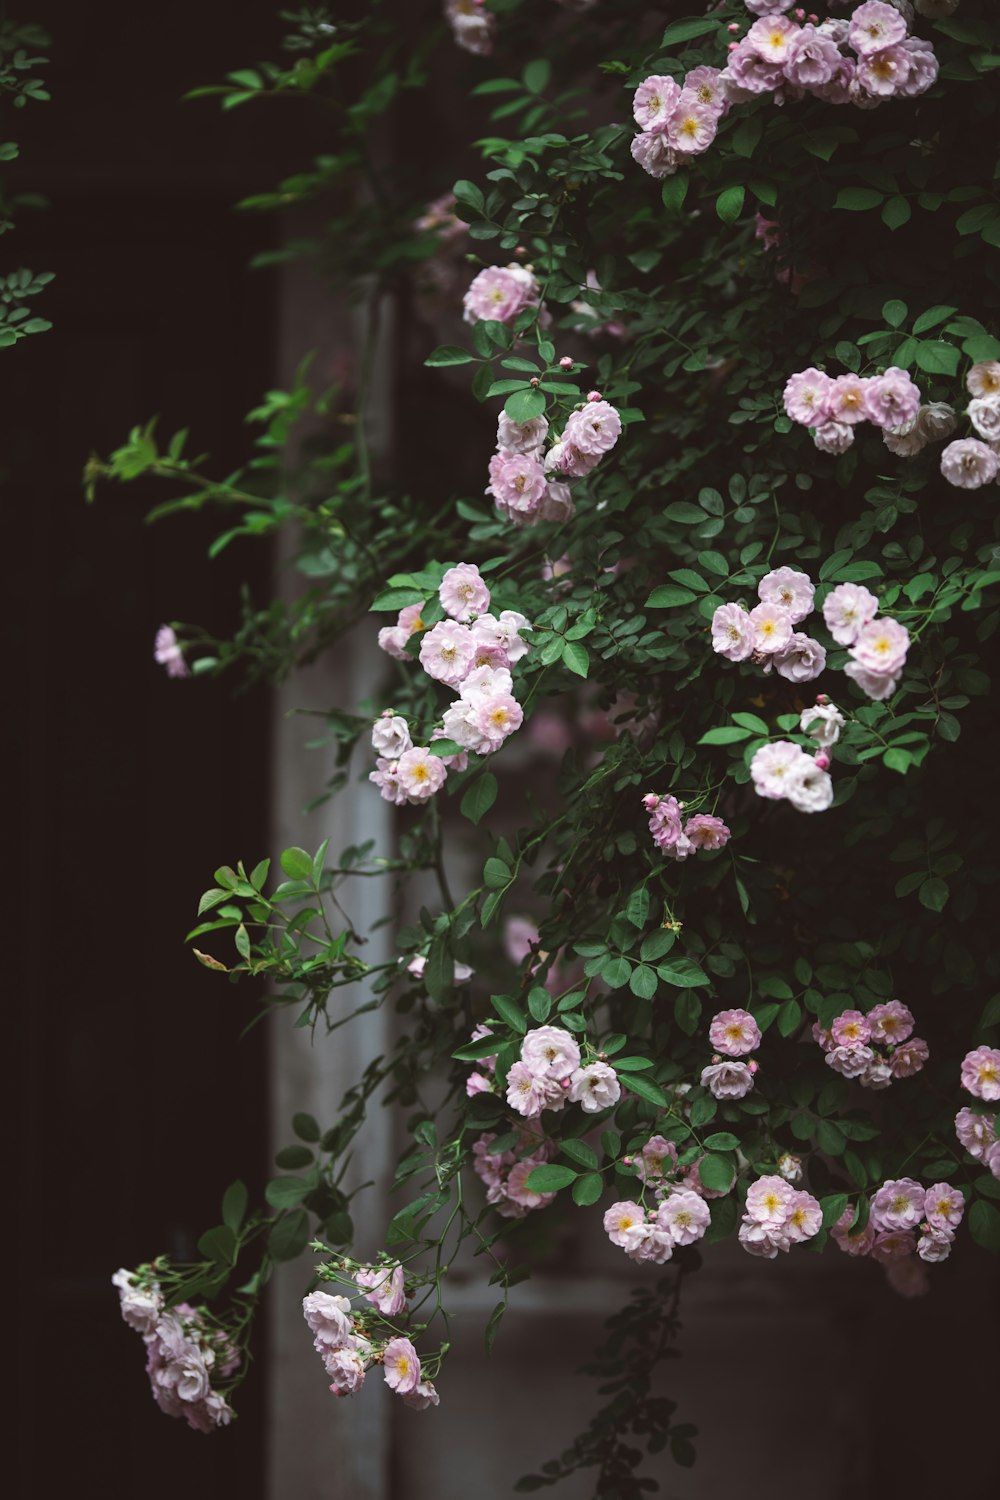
(97, 1, 1000, 1493)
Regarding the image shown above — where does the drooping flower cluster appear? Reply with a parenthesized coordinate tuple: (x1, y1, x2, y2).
(372, 563, 531, 805)
(603, 1187, 711, 1264)
(471, 1128, 559, 1219)
(783, 363, 924, 454)
(643, 792, 730, 862)
(302, 1285, 438, 1409)
(935, 362, 1000, 488)
(813, 1001, 928, 1088)
(737, 1174, 823, 1259)
(630, 2, 939, 182)
(443, 0, 495, 57)
(832, 1176, 967, 1271)
(750, 736, 835, 814)
(154, 624, 190, 680)
(505, 1024, 622, 1119)
(113, 1268, 238, 1432)
(701, 1007, 761, 1100)
(486, 393, 623, 527)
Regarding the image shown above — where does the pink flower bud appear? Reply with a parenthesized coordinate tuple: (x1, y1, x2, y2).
(559, 356, 573, 369)
(794, 7, 805, 17)
(814, 752, 831, 770)
(586, 390, 602, 402)
(727, 22, 739, 33)
(622, 1155, 634, 1165)
(748, 1060, 759, 1074)
(515, 246, 527, 256)
(728, 39, 739, 50)
(530, 377, 540, 387)
(816, 693, 829, 705)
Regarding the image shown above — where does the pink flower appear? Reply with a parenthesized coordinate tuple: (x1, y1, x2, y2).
(401, 1380, 440, 1410)
(497, 411, 548, 455)
(647, 793, 684, 851)
(849, 618, 910, 676)
(562, 400, 622, 456)
(783, 25, 842, 87)
(369, 757, 408, 806)
(772, 633, 826, 682)
(544, 439, 601, 478)
(664, 95, 719, 155)
(711, 602, 754, 661)
(738, 1218, 790, 1258)
(396, 747, 447, 803)
(868, 1000, 914, 1044)
(439, 563, 490, 623)
(684, 65, 728, 117)
(822, 582, 879, 645)
(967, 360, 1000, 399)
(154, 625, 190, 679)
(355, 1263, 406, 1316)
(683, 814, 731, 851)
(635, 1135, 678, 1184)
(746, 1176, 794, 1226)
(784, 755, 834, 814)
(871, 1230, 917, 1263)
(955, 1107, 995, 1161)
(382, 1337, 421, 1395)
(472, 692, 524, 750)
(961, 1046, 1000, 1101)
(377, 602, 426, 661)
(826, 1044, 875, 1079)
(871, 1178, 925, 1232)
(828, 373, 871, 425)
(471, 610, 531, 663)
(603, 1200, 645, 1248)
(923, 1184, 965, 1231)
(985, 1140, 1000, 1181)
(916, 1226, 955, 1263)
(708, 1008, 761, 1057)
(657, 1190, 711, 1246)
(569, 1062, 621, 1112)
(521, 1025, 582, 1081)
(506, 1156, 557, 1210)
(632, 74, 681, 130)
(445, 0, 495, 56)
(864, 367, 921, 428)
(630, 130, 679, 180)
(783, 368, 833, 426)
(940, 438, 999, 489)
(488, 451, 549, 524)
(857, 45, 913, 97)
(889, 1036, 928, 1077)
(799, 701, 844, 747)
(758, 566, 815, 623)
(784, 1190, 822, 1243)
(968, 397, 1000, 444)
(303, 1291, 354, 1349)
(750, 740, 807, 799)
(831, 1208, 876, 1257)
(831, 1010, 871, 1047)
(848, 2, 907, 57)
(748, 602, 794, 653)
(860, 1057, 894, 1091)
(701, 1060, 755, 1099)
(539, 481, 575, 523)
(506, 1061, 563, 1118)
(843, 660, 899, 702)
(463, 264, 539, 326)
(747, 15, 800, 63)
(724, 41, 784, 95)
(372, 712, 412, 759)
(812, 421, 855, 454)
(419, 620, 476, 686)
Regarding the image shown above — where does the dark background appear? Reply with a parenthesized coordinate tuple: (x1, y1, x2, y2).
(8, 3, 297, 1493)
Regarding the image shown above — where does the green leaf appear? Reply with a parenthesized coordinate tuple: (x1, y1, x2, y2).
(602, 956, 633, 989)
(732, 712, 769, 735)
(525, 1163, 578, 1193)
(528, 987, 551, 1023)
(268, 1209, 311, 1262)
(625, 886, 650, 928)
(504, 388, 546, 424)
(561, 1138, 599, 1171)
(624, 1073, 669, 1108)
(293, 1112, 321, 1142)
(661, 173, 689, 214)
(919, 876, 949, 912)
(612, 1057, 654, 1072)
(646, 585, 697, 608)
(280, 846, 315, 882)
(640, 929, 675, 962)
(425, 345, 474, 367)
(562, 641, 590, 678)
(915, 340, 960, 376)
(491, 993, 527, 1034)
(424, 935, 454, 1002)
(699, 1154, 734, 1193)
(222, 1180, 248, 1233)
(821, 1193, 850, 1229)
(969, 1199, 1000, 1253)
(629, 964, 659, 1000)
(882, 299, 908, 329)
(572, 1172, 604, 1206)
(674, 991, 702, 1036)
(834, 188, 883, 211)
(912, 305, 958, 335)
(523, 58, 551, 93)
(731, 116, 762, 159)
(661, 17, 719, 45)
(484, 857, 512, 889)
(704, 1132, 740, 1151)
(275, 1145, 315, 1170)
(716, 186, 746, 224)
(881, 196, 911, 231)
(689, 1094, 717, 1127)
(461, 772, 498, 826)
(698, 726, 752, 745)
(197, 1225, 236, 1264)
(265, 1175, 312, 1210)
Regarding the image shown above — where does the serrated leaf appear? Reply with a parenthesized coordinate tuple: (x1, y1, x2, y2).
(699, 1154, 734, 1193)
(525, 1163, 578, 1193)
(562, 641, 590, 677)
(425, 345, 474, 367)
(491, 993, 527, 1034)
(461, 772, 498, 826)
(646, 585, 697, 608)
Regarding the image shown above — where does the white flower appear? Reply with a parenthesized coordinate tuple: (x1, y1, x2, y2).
(966, 360, 1000, 398)
(568, 1062, 621, 1112)
(757, 567, 815, 624)
(521, 1025, 581, 1081)
(750, 740, 807, 799)
(784, 756, 834, 813)
(799, 701, 844, 747)
(813, 421, 854, 454)
(843, 660, 899, 701)
(471, 610, 532, 663)
(940, 438, 999, 489)
(459, 664, 514, 704)
(772, 633, 826, 683)
(883, 420, 925, 458)
(656, 1189, 710, 1246)
(821, 582, 879, 646)
(968, 396, 1000, 444)
(915, 401, 957, 442)
(372, 713, 412, 759)
(497, 412, 548, 456)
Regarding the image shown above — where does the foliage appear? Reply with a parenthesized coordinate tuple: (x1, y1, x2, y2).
(0, 18, 52, 346)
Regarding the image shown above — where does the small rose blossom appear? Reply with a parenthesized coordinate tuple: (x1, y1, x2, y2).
(473, 692, 524, 750)
(889, 1036, 929, 1078)
(784, 1190, 823, 1243)
(396, 747, 447, 803)
(647, 793, 684, 851)
(369, 758, 407, 806)
(783, 367, 833, 426)
(356, 1264, 406, 1317)
(419, 620, 476, 686)
(604, 1200, 645, 1248)
(401, 1380, 440, 1411)
(488, 451, 549, 523)
(849, 618, 910, 676)
(497, 411, 548, 456)
(708, 1008, 761, 1057)
(967, 396, 1000, 444)
(684, 65, 728, 116)
(439, 563, 490, 623)
(372, 712, 413, 759)
(562, 401, 622, 456)
(664, 95, 719, 154)
(856, 45, 913, 97)
(758, 566, 815, 623)
(711, 602, 755, 662)
(749, 601, 794, 653)
(832, 1206, 876, 1257)
(751, 740, 807, 799)
(916, 1227, 954, 1264)
(154, 625, 190, 679)
(871, 1230, 917, 1264)
(864, 367, 921, 429)
(633, 74, 681, 129)
(472, 610, 531, 663)
(871, 1177, 925, 1233)
(657, 1190, 711, 1246)
(505, 1061, 562, 1118)
(985, 1140, 1000, 1181)
(783, 756, 834, 813)
(747, 15, 800, 63)
(772, 633, 827, 683)
(783, 25, 842, 87)
(505, 1157, 557, 1210)
(569, 1061, 622, 1112)
(636, 1135, 678, 1183)
(923, 1184, 965, 1231)
(883, 419, 925, 459)
(746, 1175, 794, 1227)
(940, 438, 999, 489)
(724, 40, 785, 95)
(522, 1025, 582, 1081)
(683, 814, 731, 851)
(630, 130, 679, 180)
(915, 401, 957, 441)
(813, 421, 854, 454)
(843, 660, 899, 702)
(799, 701, 845, 747)
(463, 264, 539, 326)
(826, 1043, 875, 1079)
(738, 1218, 790, 1259)
(303, 1292, 354, 1349)
(967, 360, 1000, 399)
(777, 1153, 803, 1184)
(860, 1057, 894, 1090)
(382, 1338, 421, 1395)
(822, 582, 879, 646)
(960, 1046, 1000, 1101)
(701, 1060, 755, 1099)
(849, 1, 908, 56)
(831, 1010, 871, 1047)
(955, 1107, 995, 1161)
(867, 1000, 913, 1044)
(827, 373, 871, 425)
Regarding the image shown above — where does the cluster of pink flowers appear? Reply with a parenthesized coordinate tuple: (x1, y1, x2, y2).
(372, 564, 531, 805)
(813, 1001, 928, 1088)
(737, 1174, 823, 1259)
(603, 1187, 711, 1264)
(643, 792, 731, 861)
(154, 624, 190, 679)
(783, 362, 924, 455)
(631, 3, 938, 182)
(443, 0, 494, 57)
(700, 1007, 761, 1100)
(955, 1106, 1000, 1181)
(505, 1024, 622, 1119)
(711, 566, 826, 681)
(960, 1045, 1000, 1102)
(463, 262, 541, 327)
(486, 392, 623, 527)
(472, 1129, 559, 1219)
(935, 362, 1000, 489)
(832, 1177, 966, 1268)
(113, 1269, 238, 1432)
(302, 1286, 438, 1409)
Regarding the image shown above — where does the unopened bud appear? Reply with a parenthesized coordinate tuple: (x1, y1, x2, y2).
(815, 751, 830, 770)
(816, 693, 830, 705)
(530, 377, 540, 387)
(748, 1060, 759, 1074)
(586, 390, 602, 402)
(559, 355, 573, 369)
(727, 21, 740, 33)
